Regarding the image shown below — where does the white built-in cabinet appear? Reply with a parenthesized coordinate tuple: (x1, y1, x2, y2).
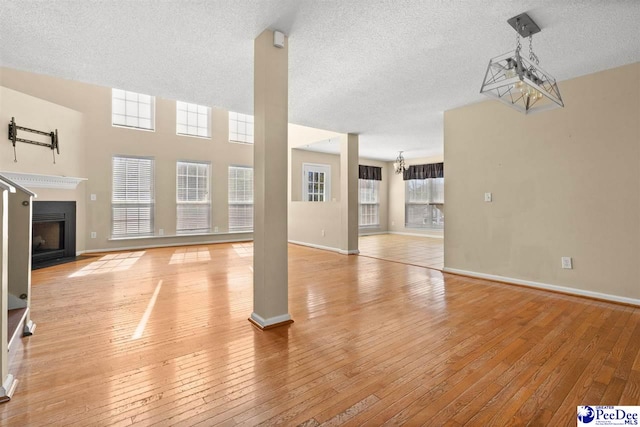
(0, 174, 36, 403)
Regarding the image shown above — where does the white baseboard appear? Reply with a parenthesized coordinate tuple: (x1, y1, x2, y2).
(389, 231, 444, 239)
(359, 231, 388, 236)
(288, 240, 356, 255)
(443, 267, 640, 307)
(83, 236, 253, 254)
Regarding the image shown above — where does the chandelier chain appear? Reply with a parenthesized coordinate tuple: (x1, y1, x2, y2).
(529, 35, 540, 65)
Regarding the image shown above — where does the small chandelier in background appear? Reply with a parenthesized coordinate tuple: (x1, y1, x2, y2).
(480, 12, 564, 114)
(393, 151, 406, 174)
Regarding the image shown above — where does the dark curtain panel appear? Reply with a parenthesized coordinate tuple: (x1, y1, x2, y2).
(403, 162, 444, 180)
(359, 165, 382, 181)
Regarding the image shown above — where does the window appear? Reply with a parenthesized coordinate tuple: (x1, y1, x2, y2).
(176, 161, 211, 233)
(359, 179, 379, 227)
(302, 163, 331, 202)
(112, 89, 154, 130)
(228, 166, 253, 232)
(176, 101, 210, 138)
(229, 112, 254, 143)
(112, 156, 154, 236)
(405, 178, 444, 229)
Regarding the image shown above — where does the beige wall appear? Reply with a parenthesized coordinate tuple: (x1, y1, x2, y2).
(1, 67, 254, 252)
(387, 154, 444, 237)
(288, 201, 342, 249)
(287, 124, 345, 250)
(444, 62, 640, 301)
(287, 128, 390, 249)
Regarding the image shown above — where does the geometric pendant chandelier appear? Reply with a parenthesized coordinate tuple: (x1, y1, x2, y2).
(480, 13, 564, 114)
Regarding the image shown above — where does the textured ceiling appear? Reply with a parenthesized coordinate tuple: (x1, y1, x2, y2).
(1, 1, 639, 160)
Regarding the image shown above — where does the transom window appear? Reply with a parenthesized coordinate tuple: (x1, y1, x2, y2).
(228, 166, 254, 232)
(229, 112, 254, 143)
(112, 89, 155, 131)
(359, 179, 380, 227)
(302, 163, 331, 202)
(112, 156, 154, 236)
(176, 161, 211, 233)
(176, 101, 210, 138)
(405, 178, 444, 229)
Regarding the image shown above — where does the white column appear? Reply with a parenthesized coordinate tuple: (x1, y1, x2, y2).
(340, 133, 359, 254)
(250, 29, 293, 329)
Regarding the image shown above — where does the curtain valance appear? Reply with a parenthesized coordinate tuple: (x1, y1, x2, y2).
(359, 165, 382, 181)
(403, 162, 444, 180)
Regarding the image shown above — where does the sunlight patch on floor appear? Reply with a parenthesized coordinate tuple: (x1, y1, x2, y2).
(232, 243, 253, 258)
(131, 280, 163, 340)
(69, 251, 146, 277)
(169, 247, 211, 264)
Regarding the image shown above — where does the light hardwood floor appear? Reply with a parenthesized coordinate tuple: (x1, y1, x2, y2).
(359, 234, 444, 270)
(1, 243, 639, 425)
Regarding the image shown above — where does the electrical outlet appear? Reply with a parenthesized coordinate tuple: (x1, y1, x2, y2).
(484, 192, 492, 202)
(90, 232, 96, 239)
(561, 257, 573, 269)
(158, 228, 164, 236)
(214, 226, 219, 233)
(321, 229, 325, 237)
(90, 194, 97, 201)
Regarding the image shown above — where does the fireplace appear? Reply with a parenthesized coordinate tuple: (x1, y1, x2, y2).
(32, 201, 76, 269)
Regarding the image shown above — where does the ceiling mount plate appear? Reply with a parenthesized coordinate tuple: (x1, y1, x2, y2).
(507, 13, 541, 37)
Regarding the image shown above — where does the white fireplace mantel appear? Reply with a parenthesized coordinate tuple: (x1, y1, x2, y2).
(0, 172, 87, 190)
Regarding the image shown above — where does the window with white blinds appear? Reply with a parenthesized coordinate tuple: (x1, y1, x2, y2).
(228, 112, 254, 144)
(176, 101, 210, 138)
(359, 179, 379, 227)
(405, 178, 444, 229)
(176, 161, 211, 233)
(112, 89, 155, 131)
(228, 166, 253, 232)
(112, 156, 154, 236)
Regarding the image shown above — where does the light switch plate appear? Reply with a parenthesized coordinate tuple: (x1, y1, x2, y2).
(484, 192, 492, 202)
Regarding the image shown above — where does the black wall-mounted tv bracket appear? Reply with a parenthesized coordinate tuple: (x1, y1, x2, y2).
(8, 117, 60, 164)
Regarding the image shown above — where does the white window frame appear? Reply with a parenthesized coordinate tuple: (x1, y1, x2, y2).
(302, 163, 331, 202)
(176, 161, 211, 234)
(228, 112, 254, 144)
(112, 89, 155, 131)
(359, 179, 380, 228)
(176, 101, 211, 138)
(405, 178, 444, 229)
(228, 166, 254, 232)
(112, 156, 155, 237)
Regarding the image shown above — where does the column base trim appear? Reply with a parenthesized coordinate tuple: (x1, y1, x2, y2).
(249, 313, 294, 330)
(338, 249, 359, 255)
(0, 375, 18, 404)
(23, 319, 36, 337)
